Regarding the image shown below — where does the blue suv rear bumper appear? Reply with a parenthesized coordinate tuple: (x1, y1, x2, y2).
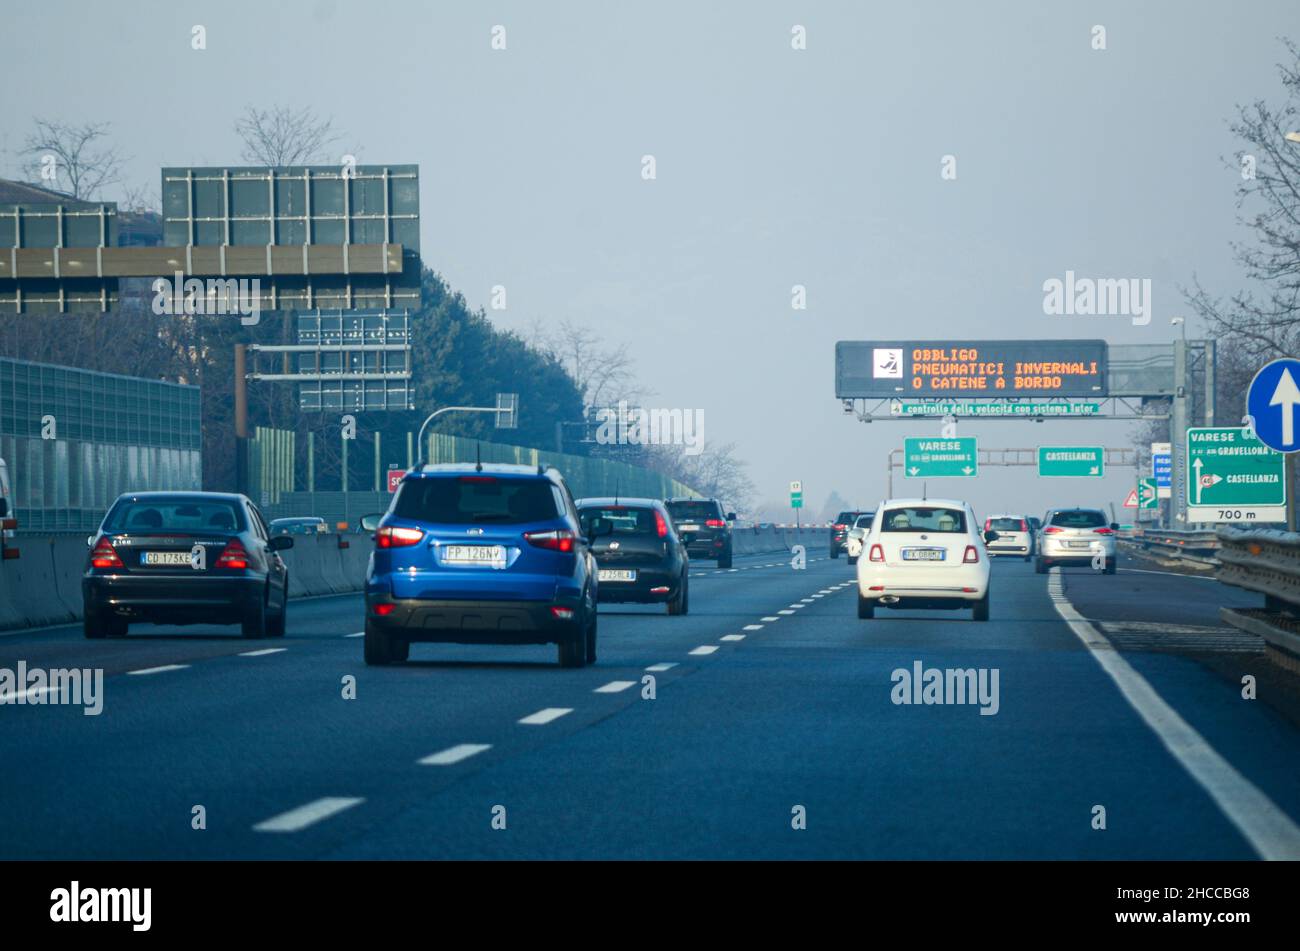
(365, 592, 584, 645)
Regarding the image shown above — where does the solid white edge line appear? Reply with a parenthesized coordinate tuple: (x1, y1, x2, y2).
(239, 648, 288, 657)
(1047, 569, 1300, 860)
(419, 743, 492, 766)
(253, 796, 364, 833)
(518, 707, 573, 725)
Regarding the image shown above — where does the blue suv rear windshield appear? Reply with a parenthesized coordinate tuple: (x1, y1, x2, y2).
(394, 476, 561, 525)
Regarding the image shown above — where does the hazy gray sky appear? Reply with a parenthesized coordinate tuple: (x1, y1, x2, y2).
(3, 0, 1297, 515)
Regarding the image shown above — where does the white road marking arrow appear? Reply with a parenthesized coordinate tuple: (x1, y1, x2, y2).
(1268, 366, 1300, 447)
(961, 466, 973, 475)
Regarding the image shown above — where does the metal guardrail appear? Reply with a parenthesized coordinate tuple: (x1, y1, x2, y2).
(1216, 526, 1300, 674)
(1130, 528, 1220, 566)
(1216, 526, 1300, 610)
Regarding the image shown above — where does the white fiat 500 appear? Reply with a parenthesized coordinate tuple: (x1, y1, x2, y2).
(855, 499, 996, 621)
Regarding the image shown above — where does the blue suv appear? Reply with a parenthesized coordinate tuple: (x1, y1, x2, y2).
(359, 463, 610, 667)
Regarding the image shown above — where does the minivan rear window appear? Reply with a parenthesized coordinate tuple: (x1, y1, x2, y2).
(880, 507, 966, 533)
(666, 501, 721, 521)
(1049, 510, 1107, 528)
(394, 477, 561, 524)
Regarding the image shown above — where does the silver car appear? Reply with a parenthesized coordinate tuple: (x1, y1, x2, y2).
(1035, 508, 1118, 575)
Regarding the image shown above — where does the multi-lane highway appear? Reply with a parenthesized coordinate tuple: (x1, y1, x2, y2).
(3, 546, 1297, 860)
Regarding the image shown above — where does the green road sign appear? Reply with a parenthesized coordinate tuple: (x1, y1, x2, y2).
(789, 480, 803, 508)
(1186, 427, 1286, 523)
(791, 495, 803, 509)
(903, 437, 978, 478)
(1137, 478, 1159, 509)
(1037, 446, 1104, 477)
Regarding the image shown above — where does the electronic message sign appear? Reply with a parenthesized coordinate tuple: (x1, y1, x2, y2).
(835, 340, 1108, 399)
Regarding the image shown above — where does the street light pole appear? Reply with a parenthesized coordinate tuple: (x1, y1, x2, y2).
(414, 404, 511, 466)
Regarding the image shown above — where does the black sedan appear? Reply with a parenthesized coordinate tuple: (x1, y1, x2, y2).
(577, 498, 689, 615)
(82, 492, 292, 639)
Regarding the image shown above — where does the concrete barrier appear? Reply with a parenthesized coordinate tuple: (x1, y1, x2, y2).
(281, 536, 329, 597)
(0, 560, 21, 629)
(319, 539, 352, 594)
(0, 533, 375, 632)
(50, 537, 90, 620)
(5, 538, 75, 628)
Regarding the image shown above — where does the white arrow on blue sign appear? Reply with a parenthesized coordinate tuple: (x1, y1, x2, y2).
(1246, 358, 1300, 453)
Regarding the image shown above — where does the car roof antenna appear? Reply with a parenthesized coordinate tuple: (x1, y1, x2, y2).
(614, 480, 620, 506)
(475, 441, 483, 473)
(922, 482, 927, 502)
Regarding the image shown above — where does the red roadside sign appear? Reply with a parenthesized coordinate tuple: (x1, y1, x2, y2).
(387, 468, 406, 493)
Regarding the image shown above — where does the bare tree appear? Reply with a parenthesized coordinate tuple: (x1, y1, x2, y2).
(119, 182, 160, 214)
(21, 119, 124, 199)
(235, 105, 340, 167)
(529, 318, 652, 410)
(636, 441, 756, 512)
(1184, 38, 1300, 361)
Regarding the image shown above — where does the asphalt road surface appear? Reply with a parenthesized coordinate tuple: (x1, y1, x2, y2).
(3, 547, 1298, 860)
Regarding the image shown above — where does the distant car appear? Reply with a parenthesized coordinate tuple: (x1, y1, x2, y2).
(830, 510, 868, 559)
(855, 499, 995, 621)
(360, 463, 605, 667)
(1036, 507, 1118, 575)
(269, 516, 327, 536)
(845, 512, 875, 564)
(82, 492, 293, 639)
(577, 498, 689, 614)
(983, 514, 1034, 560)
(665, 498, 735, 568)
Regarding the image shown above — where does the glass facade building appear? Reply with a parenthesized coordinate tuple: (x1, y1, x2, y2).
(0, 358, 201, 531)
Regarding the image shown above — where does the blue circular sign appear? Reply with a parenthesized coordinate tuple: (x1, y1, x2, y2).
(1246, 358, 1300, 453)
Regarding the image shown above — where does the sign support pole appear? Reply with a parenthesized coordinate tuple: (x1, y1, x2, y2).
(1289, 453, 1297, 532)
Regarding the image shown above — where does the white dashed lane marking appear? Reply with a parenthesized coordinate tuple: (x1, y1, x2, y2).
(126, 665, 190, 676)
(594, 681, 637, 693)
(518, 708, 573, 725)
(689, 645, 719, 655)
(253, 797, 364, 833)
(645, 662, 677, 672)
(419, 743, 492, 766)
(743, 624, 764, 631)
(239, 648, 288, 657)
(720, 634, 745, 642)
